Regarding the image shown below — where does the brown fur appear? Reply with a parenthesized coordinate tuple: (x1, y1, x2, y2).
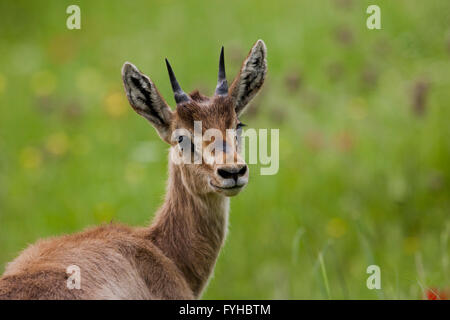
(0, 40, 267, 300)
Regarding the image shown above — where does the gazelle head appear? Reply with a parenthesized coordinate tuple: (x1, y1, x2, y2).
(122, 40, 267, 197)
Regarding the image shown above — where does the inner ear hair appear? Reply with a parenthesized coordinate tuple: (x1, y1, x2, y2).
(230, 40, 267, 115)
(122, 62, 174, 141)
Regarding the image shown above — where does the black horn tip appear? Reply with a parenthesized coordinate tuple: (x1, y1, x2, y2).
(219, 47, 225, 76)
(165, 58, 190, 104)
(216, 46, 228, 96)
(165, 58, 175, 82)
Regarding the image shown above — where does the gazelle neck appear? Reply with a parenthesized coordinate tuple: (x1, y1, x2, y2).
(148, 160, 230, 297)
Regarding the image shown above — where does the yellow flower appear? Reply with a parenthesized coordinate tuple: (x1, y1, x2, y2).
(326, 218, 348, 238)
(403, 237, 419, 254)
(45, 132, 69, 156)
(104, 91, 128, 118)
(31, 71, 56, 96)
(20, 147, 43, 169)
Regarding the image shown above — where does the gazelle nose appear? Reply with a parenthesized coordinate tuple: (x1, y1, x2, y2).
(217, 165, 247, 181)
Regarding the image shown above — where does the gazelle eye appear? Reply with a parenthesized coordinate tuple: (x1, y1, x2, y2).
(235, 123, 246, 141)
(177, 135, 196, 153)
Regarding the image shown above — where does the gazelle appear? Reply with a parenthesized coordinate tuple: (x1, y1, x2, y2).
(0, 40, 267, 299)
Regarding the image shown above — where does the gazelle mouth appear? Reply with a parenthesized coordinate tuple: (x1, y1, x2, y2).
(210, 182, 244, 190)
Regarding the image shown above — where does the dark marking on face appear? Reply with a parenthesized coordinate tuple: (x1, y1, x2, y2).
(130, 76, 165, 125)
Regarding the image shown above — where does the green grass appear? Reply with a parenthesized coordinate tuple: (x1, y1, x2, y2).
(0, 0, 449, 299)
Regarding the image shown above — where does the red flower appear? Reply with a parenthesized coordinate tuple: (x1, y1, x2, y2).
(425, 288, 449, 300)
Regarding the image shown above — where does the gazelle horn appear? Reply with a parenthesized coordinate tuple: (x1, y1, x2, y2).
(215, 46, 228, 96)
(165, 58, 190, 104)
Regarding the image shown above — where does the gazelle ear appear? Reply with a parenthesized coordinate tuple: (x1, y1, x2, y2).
(229, 40, 267, 116)
(122, 62, 174, 143)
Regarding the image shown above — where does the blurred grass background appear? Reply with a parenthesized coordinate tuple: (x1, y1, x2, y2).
(0, 0, 449, 299)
